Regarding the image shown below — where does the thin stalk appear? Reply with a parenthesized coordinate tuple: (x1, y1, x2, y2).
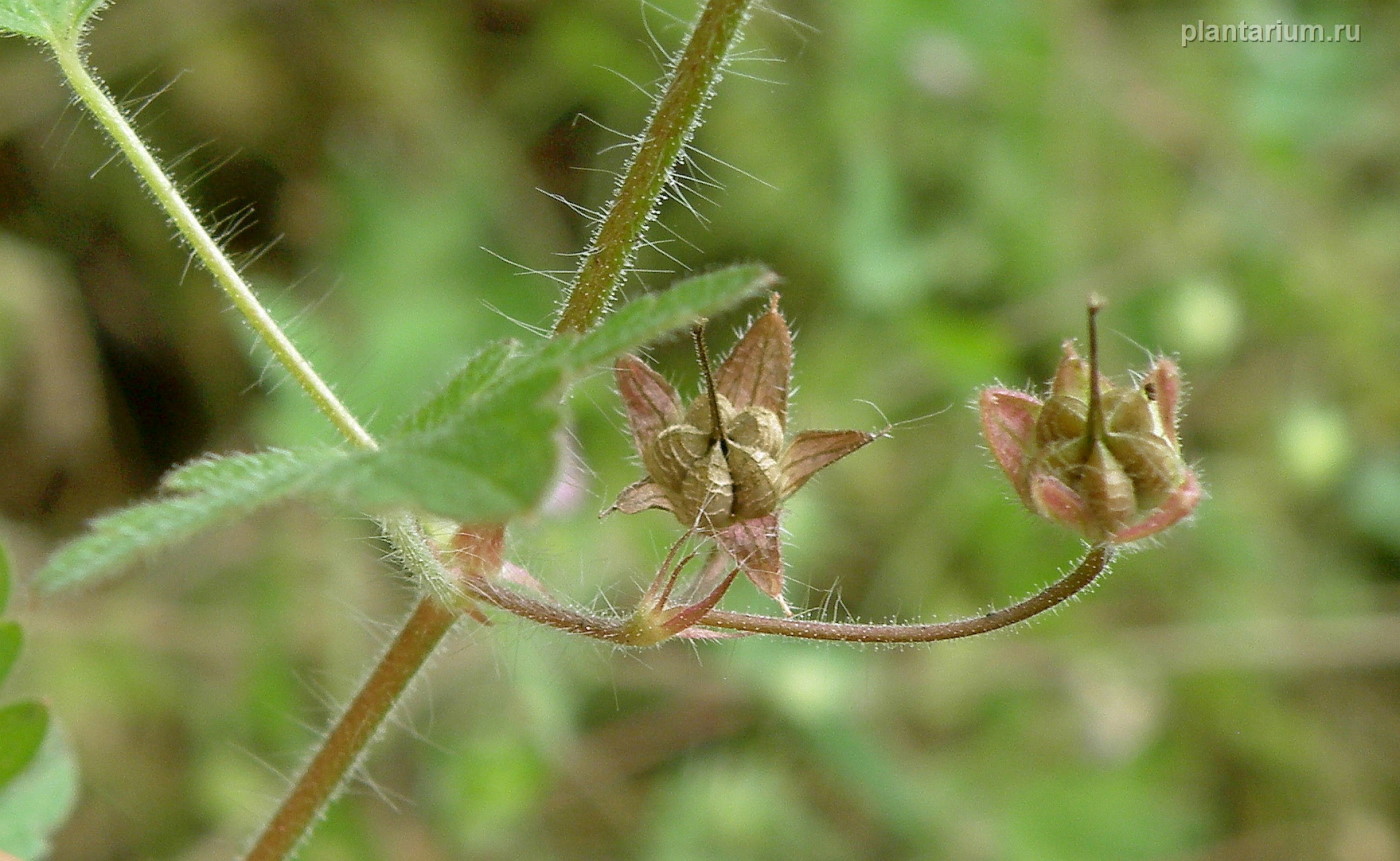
(238, 514, 474, 858)
(693, 323, 727, 445)
(48, 38, 477, 859)
(1082, 295, 1104, 461)
(243, 596, 458, 861)
(700, 545, 1116, 642)
(466, 545, 1116, 646)
(50, 42, 376, 450)
(554, 0, 755, 334)
(637, 530, 699, 611)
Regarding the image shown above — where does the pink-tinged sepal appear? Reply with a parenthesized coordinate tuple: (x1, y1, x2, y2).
(615, 354, 681, 453)
(1028, 472, 1093, 535)
(654, 566, 741, 639)
(1142, 357, 1183, 448)
(977, 300, 1201, 545)
(712, 513, 789, 614)
(779, 429, 878, 497)
(713, 293, 792, 421)
(978, 388, 1041, 502)
(1109, 469, 1202, 544)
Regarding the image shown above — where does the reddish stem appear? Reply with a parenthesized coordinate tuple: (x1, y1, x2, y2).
(466, 545, 1115, 646)
(243, 596, 458, 861)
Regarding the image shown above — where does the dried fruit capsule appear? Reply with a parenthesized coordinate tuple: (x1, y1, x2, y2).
(607, 294, 877, 604)
(980, 299, 1201, 544)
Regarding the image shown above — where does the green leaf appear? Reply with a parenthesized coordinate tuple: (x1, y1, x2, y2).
(367, 265, 772, 521)
(0, 624, 19, 690)
(34, 265, 771, 590)
(0, 0, 109, 43)
(392, 340, 520, 437)
(0, 702, 46, 790)
(36, 448, 345, 593)
(0, 717, 77, 860)
(539, 264, 778, 372)
(345, 366, 563, 522)
(396, 265, 774, 436)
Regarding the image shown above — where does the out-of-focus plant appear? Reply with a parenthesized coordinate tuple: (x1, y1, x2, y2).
(0, 0, 1199, 857)
(0, 544, 77, 861)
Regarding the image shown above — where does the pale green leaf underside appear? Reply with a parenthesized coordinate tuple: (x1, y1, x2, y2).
(0, 718, 77, 860)
(0, 0, 109, 43)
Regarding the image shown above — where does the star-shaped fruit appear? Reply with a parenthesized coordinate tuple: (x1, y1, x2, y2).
(606, 294, 877, 607)
(979, 299, 1202, 544)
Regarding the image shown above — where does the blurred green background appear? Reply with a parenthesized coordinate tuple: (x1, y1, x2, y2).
(3, 0, 1399, 858)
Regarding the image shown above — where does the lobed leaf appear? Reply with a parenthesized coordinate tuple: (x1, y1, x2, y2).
(345, 367, 563, 523)
(392, 340, 520, 437)
(399, 264, 775, 429)
(0, 624, 18, 690)
(0, 0, 109, 44)
(35, 265, 771, 591)
(361, 264, 775, 521)
(36, 448, 345, 593)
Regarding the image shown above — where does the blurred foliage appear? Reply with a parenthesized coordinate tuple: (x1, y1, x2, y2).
(0, 544, 77, 859)
(1, 0, 1399, 859)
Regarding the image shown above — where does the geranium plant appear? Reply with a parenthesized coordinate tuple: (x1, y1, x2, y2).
(0, 0, 1200, 857)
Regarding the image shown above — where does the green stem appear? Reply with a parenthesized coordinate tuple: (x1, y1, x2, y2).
(553, 0, 755, 334)
(50, 41, 377, 451)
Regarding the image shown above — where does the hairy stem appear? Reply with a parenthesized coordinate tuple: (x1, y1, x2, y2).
(48, 39, 480, 859)
(700, 545, 1116, 642)
(554, 0, 755, 334)
(51, 41, 376, 450)
(1082, 295, 1105, 460)
(50, 44, 477, 600)
(243, 596, 458, 861)
(466, 545, 1116, 646)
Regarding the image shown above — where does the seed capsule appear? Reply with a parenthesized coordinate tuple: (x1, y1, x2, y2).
(607, 294, 878, 604)
(980, 300, 1201, 544)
